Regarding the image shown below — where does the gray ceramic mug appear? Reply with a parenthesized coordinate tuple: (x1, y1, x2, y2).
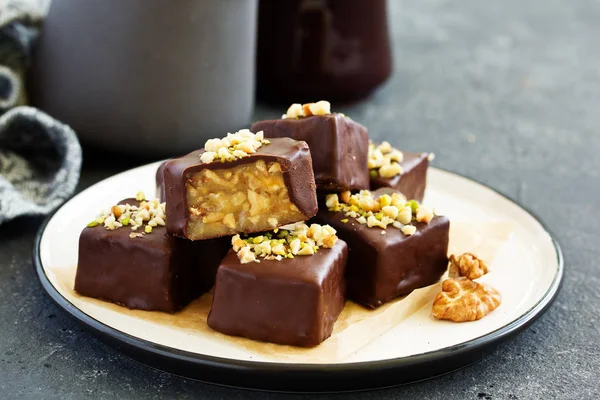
(30, 0, 258, 155)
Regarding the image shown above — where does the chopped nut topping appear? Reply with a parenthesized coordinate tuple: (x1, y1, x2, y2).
(199, 129, 270, 164)
(416, 205, 434, 224)
(448, 253, 489, 280)
(325, 193, 339, 209)
(325, 190, 436, 235)
(401, 225, 416, 236)
(111, 205, 122, 218)
(432, 277, 501, 322)
(87, 192, 166, 237)
(368, 141, 405, 178)
(238, 246, 257, 264)
(232, 223, 338, 264)
(307, 101, 331, 116)
(282, 100, 332, 119)
(284, 103, 304, 119)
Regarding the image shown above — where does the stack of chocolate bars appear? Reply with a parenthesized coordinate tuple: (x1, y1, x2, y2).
(75, 101, 449, 347)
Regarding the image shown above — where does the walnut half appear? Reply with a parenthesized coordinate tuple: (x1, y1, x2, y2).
(432, 277, 501, 322)
(448, 252, 489, 280)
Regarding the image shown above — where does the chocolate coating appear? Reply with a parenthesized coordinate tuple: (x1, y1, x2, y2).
(207, 240, 348, 347)
(370, 152, 429, 202)
(252, 114, 370, 191)
(163, 137, 318, 239)
(155, 160, 168, 202)
(75, 199, 229, 313)
(316, 189, 449, 309)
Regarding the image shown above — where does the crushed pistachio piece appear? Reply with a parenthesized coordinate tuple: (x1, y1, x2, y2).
(232, 223, 338, 264)
(87, 221, 99, 227)
(368, 141, 405, 178)
(136, 191, 146, 201)
(199, 129, 270, 164)
(325, 190, 436, 234)
(144, 225, 153, 234)
(406, 200, 419, 213)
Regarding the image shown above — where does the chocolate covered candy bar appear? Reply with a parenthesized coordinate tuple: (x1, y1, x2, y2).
(75, 196, 228, 313)
(368, 141, 431, 202)
(251, 101, 369, 191)
(164, 130, 318, 240)
(317, 189, 449, 309)
(207, 224, 347, 347)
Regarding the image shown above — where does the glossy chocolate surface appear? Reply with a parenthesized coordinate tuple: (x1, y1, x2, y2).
(155, 160, 168, 202)
(316, 189, 449, 309)
(256, 0, 392, 103)
(251, 114, 369, 191)
(75, 199, 229, 313)
(207, 240, 348, 347)
(163, 137, 318, 239)
(370, 152, 429, 202)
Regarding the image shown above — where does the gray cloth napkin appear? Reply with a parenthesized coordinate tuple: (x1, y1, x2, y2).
(0, 0, 82, 224)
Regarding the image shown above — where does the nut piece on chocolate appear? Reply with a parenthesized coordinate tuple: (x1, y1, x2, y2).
(432, 277, 501, 322)
(251, 103, 369, 191)
(369, 141, 431, 202)
(448, 253, 489, 280)
(75, 198, 229, 313)
(164, 133, 318, 240)
(207, 237, 348, 347)
(317, 188, 449, 309)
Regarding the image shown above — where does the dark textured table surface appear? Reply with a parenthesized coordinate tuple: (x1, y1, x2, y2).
(2, 0, 599, 398)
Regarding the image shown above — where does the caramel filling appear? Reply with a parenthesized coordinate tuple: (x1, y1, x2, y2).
(185, 160, 305, 239)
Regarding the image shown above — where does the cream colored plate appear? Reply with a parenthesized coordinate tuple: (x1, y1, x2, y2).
(36, 163, 561, 367)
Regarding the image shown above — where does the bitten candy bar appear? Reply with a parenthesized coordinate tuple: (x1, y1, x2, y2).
(317, 189, 449, 309)
(207, 225, 348, 347)
(75, 198, 229, 313)
(368, 141, 430, 202)
(164, 132, 318, 240)
(251, 102, 369, 191)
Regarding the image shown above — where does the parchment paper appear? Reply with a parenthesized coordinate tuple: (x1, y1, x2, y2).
(47, 221, 514, 363)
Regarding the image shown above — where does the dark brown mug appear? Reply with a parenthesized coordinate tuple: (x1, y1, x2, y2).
(256, 0, 392, 104)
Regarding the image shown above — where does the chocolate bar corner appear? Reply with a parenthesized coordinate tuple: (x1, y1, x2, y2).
(251, 113, 370, 191)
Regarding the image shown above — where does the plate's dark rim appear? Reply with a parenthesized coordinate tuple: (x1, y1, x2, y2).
(32, 167, 564, 389)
